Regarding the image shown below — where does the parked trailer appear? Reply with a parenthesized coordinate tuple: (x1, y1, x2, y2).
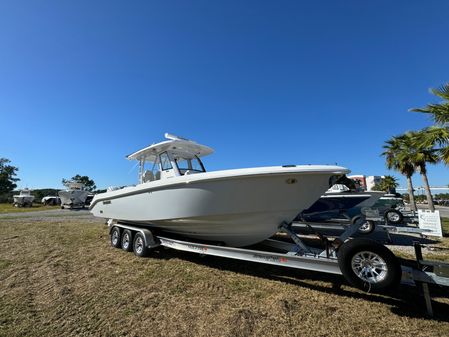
(107, 218, 449, 316)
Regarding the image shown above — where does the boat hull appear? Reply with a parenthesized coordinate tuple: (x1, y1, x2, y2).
(13, 196, 34, 206)
(58, 190, 89, 208)
(91, 168, 347, 246)
(300, 191, 384, 223)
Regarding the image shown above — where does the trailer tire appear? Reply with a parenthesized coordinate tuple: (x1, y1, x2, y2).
(337, 238, 401, 292)
(384, 209, 403, 224)
(133, 232, 149, 257)
(121, 229, 133, 252)
(110, 227, 121, 249)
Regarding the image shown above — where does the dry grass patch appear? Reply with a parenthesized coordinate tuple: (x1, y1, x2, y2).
(0, 218, 448, 337)
(389, 218, 449, 262)
(0, 203, 60, 214)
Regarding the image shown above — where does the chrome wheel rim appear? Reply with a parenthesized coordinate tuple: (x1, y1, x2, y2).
(351, 251, 388, 284)
(387, 212, 400, 222)
(135, 237, 144, 254)
(112, 230, 119, 245)
(123, 233, 130, 249)
(359, 222, 371, 232)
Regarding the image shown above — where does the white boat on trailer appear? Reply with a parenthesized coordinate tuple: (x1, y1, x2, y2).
(59, 182, 89, 209)
(92, 133, 448, 315)
(90, 133, 349, 247)
(13, 189, 35, 207)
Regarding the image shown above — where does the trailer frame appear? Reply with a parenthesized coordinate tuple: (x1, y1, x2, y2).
(107, 218, 449, 316)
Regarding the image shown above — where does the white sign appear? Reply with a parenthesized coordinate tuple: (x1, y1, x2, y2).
(418, 210, 443, 237)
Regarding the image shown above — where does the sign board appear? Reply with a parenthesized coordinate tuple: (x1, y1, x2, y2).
(418, 210, 443, 237)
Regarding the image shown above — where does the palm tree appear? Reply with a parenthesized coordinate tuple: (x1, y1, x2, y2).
(372, 175, 399, 193)
(382, 136, 417, 211)
(381, 175, 399, 193)
(417, 126, 449, 165)
(411, 83, 449, 166)
(401, 131, 439, 211)
(411, 83, 449, 125)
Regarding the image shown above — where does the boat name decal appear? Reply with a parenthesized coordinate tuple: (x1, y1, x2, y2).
(252, 254, 288, 263)
(187, 244, 208, 252)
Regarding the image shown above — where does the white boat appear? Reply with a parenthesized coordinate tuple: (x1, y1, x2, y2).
(90, 133, 349, 247)
(59, 182, 89, 209)
(13, 189, 35, 207)
(41, 196, 61, 206)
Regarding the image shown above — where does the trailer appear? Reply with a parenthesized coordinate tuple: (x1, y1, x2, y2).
(294, 206, 431, 242)
(107, 217, 449, 316)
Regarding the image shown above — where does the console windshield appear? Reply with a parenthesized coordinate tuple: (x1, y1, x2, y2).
(175, 156, 205, 175)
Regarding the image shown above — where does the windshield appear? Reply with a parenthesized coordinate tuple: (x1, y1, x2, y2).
(175, 156, 205, 175)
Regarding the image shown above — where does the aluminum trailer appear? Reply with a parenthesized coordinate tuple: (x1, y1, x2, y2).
(107, 217, 449, 316)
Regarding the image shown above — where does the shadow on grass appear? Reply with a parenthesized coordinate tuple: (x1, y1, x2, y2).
(147, 247, 449, 322)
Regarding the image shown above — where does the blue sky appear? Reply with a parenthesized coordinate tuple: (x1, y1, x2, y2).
(1, 0, 449, 189)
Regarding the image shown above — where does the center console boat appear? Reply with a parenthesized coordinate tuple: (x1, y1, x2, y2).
(90, 133, 349, 247)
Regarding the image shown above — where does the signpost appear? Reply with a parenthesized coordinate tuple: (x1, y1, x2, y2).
(418, 210, 443, 237)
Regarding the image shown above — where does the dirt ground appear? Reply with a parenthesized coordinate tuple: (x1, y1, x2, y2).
(0, 213, 448, 337)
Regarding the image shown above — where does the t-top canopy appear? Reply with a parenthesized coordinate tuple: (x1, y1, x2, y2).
(64, 182, 85, 190)
(17, 189, 32, 196)
(126, 133, 214, 162)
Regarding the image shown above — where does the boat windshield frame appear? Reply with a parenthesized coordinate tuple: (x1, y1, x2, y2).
(159, 152, 173, 170)
(174, 155, 206, 175)
(138, 151, 206, 183)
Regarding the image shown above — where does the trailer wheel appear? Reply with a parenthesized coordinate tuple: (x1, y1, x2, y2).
(350, 216, 375, 235)
(337, 238, 401, 292)
(110, 227, 121, 249)
(121, 229, 133, 252)
(133, 232, 149, 257)
(384, 209, 403, 224)
(357, 220, 375, 234)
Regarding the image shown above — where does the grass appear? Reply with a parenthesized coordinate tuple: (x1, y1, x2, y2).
(0, 217, 448, 336)
(0, 203, 60, 214)
(389, 218, 449, 262)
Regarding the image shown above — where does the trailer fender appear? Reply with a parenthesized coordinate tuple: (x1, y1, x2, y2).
(109, 223, 160, 249)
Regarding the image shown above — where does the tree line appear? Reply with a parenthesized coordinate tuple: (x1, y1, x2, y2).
(0, 159, 99, 202)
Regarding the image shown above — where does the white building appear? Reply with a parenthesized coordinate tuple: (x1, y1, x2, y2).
(348, 175, 384, 191)
(365, 176, 384, 191)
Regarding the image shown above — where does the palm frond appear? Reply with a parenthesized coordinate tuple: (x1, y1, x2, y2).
(381, 130, 441, 177)
(410, 83, 449, 125)
(430, 83, 449, 100)
(419, 126, 449, 147)
(439, 146, 449, 165)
